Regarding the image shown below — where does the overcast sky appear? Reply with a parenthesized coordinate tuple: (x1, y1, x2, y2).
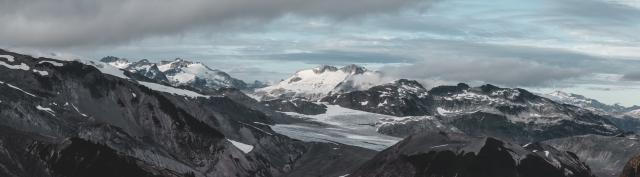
(1, 0, 639, 106)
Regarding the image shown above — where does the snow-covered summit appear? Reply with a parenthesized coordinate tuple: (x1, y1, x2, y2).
(157, 58, 247, 90)
(543, 91, 627, 114)
(101, 57, 247, 91)
(255, 64, 390, 101)
(626, 109, 640, 118)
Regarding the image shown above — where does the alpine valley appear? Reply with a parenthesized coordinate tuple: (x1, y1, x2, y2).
(1, 49, 639, 177)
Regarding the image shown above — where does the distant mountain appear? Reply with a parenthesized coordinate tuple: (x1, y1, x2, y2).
(321, 81, 622, 142)
(350, 132, 595, 177)
(101, 57, 247, 92)
(543, 91, 627, 114)
(254, 64, 389, 101)
(543, 91, 640, 132)
(626, 108, 640, 119)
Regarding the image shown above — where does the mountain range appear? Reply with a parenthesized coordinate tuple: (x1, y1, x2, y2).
(1, 49, 639, 177)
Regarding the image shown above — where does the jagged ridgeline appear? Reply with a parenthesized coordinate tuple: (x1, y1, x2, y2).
(1, 49, 637, 177)
(0, 49, 377, 177)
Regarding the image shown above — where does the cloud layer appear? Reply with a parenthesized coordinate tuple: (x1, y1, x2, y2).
(623, 71, 640, 81)
(0, 0, 426, 47)
(382, 57, 584, 87)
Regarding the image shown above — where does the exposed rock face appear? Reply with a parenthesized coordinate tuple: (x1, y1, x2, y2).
(543, 134, 640, 177)
(261, 98, 327, 115)
(124, 59, 169, 82)
(322, 79, 432, 117)
(620, 155, 640, 177)
(350, 132, 595, 177)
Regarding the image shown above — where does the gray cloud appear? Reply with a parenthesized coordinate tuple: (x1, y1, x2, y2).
(382, 57, 584, 87)
(0, 0, 429, 47)
(542, 0, 640, 41)
(263, 50, 413, 64)
(623, 71, 640, 81)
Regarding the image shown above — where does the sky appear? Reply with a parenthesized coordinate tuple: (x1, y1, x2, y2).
(1, 0, 639, 106)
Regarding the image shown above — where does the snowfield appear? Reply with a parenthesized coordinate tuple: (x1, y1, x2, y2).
(38, 60, 64, 67)
(0, 55, 15, 62)
(227, 139, 254, 154)
(270, 104, 429, 150)
(138, 81, 209, 98)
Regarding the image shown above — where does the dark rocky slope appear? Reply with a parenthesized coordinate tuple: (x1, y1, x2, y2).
(350, 132, 595, 177)
(620, 155, 640, 177)
(543, 134, 640, 177)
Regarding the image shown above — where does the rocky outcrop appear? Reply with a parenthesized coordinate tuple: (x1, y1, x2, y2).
(261, 98, 327, 115)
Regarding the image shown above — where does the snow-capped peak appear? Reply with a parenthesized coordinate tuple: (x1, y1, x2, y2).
(626, 109, 640, 118)
(102, 57, 247, 91)
(340, 64, 367, 74)
(255, 64, 390, 101)
(546, 91, 591, 104)
(543, 90, 627, 114)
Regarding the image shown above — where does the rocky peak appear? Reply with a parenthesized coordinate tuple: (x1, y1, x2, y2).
(478, 84, 501, 93)
(136, 59, 151, 64)
(99, 56, 131, 69)
(427, 83, 470, 96)
(393, 79, 425, 90)
(340, 64, 367, 74)
(312, 65, 339, 74)
(99, 56, 126, 63)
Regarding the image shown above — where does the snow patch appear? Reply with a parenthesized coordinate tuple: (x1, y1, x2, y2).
(0, 81, 37, 97)
(83, 61, 130, 79)
(437, 107, 452, 115)
(227, 139, 253, 153)
(0, 55, 15, 62)
(38, 60, 64, 67)
(107, 60, 131, 69)
(36, 105, 55, 116)
(32, 69, 48, 76)
(138, 81, 208, 98)
(0, 61, 30, 70)
(71, 103, 89, 117)
(431, 144, 449, 149)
